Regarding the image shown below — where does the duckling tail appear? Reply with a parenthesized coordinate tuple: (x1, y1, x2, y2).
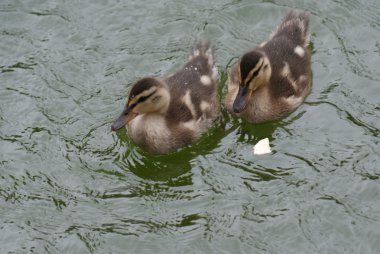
(274, 10, 310, 47)
(190, 39, 217, 79)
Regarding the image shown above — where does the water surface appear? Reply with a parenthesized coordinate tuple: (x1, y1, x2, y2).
(1, 0, 380, 253)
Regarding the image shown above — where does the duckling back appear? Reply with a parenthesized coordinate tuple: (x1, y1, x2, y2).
(265, 11, 312, 100)
(271, 10, 310, 47)
(165, 40, 219, 130)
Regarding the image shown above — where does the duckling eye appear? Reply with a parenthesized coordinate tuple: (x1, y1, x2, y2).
(252, 69, 260, 78)
(152, 96, 161, 102)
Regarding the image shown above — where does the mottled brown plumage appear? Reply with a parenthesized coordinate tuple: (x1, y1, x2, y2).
(225, 10, 312, 123)
(112, 40, 219, 154)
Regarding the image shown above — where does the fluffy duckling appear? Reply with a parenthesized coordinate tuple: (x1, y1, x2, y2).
(225, 10, 312, 123)
(112, 41, 219, 154)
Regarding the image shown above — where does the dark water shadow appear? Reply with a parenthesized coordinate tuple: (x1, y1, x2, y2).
(235, 120, 279, 144)
(114, 119, 230, 183)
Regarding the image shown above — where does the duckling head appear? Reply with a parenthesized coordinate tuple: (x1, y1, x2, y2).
(111, 77, 170, 131)
(233, 50, 271, 113)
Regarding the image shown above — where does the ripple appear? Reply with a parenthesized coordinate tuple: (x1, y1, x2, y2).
(1, 0, 380, 253)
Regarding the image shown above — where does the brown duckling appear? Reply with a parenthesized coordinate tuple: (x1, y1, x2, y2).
(225, 10, 312, 123)
(112, 40, 219, 154)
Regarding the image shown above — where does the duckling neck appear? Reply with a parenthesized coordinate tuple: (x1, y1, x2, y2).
(157, 86, 171, 115)
(262, 56, 272, 84)
(245, 87, 273, 123)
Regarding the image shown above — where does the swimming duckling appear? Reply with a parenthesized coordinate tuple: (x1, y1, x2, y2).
(112, 40, 219, 154)
(225, 10, 312, 123)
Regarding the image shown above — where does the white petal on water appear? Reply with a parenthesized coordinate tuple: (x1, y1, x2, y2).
(253, 138, 271, 155)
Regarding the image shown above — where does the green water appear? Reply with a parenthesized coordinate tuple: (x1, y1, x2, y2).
(1, 0, 380, 253)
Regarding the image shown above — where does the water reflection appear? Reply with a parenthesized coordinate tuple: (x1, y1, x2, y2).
(114, 122, 227, 182)
(126, 149, 194, 182)
(236, 120, 279, 144)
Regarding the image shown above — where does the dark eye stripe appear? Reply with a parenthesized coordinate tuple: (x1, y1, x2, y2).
(246, 61, 264, 85)
(129, 91, 156, 108)
(137, 91, 156, 103)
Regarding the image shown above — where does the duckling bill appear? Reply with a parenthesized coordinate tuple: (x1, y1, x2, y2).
(112, 40, 219, 154)
(225, 10, 312, 123)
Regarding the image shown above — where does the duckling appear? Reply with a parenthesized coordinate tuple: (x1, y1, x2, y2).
(225, 10, 312, 123)
(111, 40, 219, 154)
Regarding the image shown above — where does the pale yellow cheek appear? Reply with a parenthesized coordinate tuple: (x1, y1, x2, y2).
(133, 101, 154, 114)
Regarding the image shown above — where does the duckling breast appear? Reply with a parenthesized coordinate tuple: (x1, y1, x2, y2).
(128, 114, 171, 152)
